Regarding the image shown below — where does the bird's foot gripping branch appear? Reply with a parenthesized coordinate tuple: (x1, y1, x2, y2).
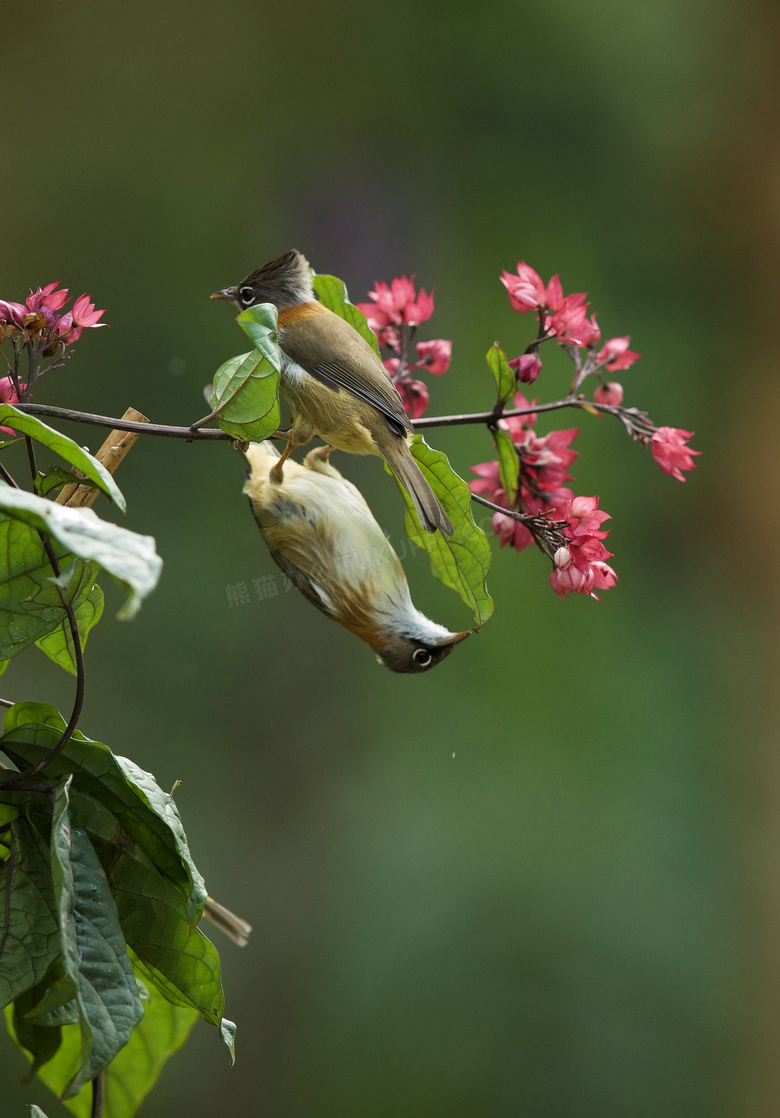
(0, 256, 699, 1113)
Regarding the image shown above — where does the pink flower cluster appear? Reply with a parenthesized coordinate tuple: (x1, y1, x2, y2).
(500, 262, 641, 399)
(358, 277, 452, 420)
(501, 262, 602, 348)
(0, 281, 106, 347)
(469, 390, 617, 598)
(357, 275, 435, 339)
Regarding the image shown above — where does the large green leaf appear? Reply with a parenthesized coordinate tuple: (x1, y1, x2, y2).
(35, 583, 104, 674)
(486, 342, 515, 407)
(0, 518, 100, 660)
(7, 961, 198, 1118)
(389, 436, 493, 628)
(0, 813, 60, 1010)
(48, 776, 143, 1097)
(312, 273, 382, 357)
(0, 406, 126, 512)
(494, 428, 520, 505)
(1, 705, 206, 921)
(236, 303, 282, 371)
(210, 351, 281, 442)
(0, 487, 161, 620)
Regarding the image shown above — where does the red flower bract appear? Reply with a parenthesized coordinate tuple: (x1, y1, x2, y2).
(650, 427, 700, 482)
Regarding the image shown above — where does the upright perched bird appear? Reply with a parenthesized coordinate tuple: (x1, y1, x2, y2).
(213, 250, 452, 535)
(244, 441, 469, 673)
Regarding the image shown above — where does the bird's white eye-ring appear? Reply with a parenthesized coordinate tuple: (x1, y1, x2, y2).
(239, 286, 255, 306)
(413, 648, 433, 667)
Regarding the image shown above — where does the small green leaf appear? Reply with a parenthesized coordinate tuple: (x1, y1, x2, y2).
(210, 349, 265, 414)
(486, 343, 516, 407)
(37, 467, 92, 498)
(0, 488, 162, 620)
(494, 428, 520, 505)
(389, 436, 493, 628)
(30, 1106, 50, 1117)
(0, 406, 126, 512)
(211, 352, 280, 443)
(0, 813, 60, 1010)
(236, 303, 281, 372)
(35, 583, 104, 675)
(312, 273, 382, 357)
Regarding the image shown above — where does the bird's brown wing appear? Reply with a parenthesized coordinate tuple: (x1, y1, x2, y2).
(281, 311, 412, 437)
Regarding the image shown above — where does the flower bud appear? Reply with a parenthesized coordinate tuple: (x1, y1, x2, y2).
(509, 353, 542, 384)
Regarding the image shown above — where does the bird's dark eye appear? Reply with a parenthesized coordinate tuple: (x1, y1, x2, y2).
(412, 648, 433, 668)
(239, 285, 255, 306)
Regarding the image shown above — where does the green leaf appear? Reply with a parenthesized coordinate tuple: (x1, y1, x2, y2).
(36, 467, 92, 498)
(7, 990, 62, 1081)
(0, 406, 126, 512)
(30, 1106, 50, 1117)
(312, 273, 382, 357)
(1, 707, 224, 1025)
(35, 583, 104, 675)
(486, 342, 516, 407)
(48, 776, 143, 1097)
(494, 428, 520, 505)
(9, 963, 198, 1118)
(0, 813, 60, 1010)
(210, 351, 280, 443)
(236, 303, 281, 371)
(389, 436, 493, 628)
(0, 521, 99, 660)
(0, 487, 162, 620)
(1, 706, 206, 922)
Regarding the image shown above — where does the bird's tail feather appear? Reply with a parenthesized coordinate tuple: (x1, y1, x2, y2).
(385, 442, 453, 535)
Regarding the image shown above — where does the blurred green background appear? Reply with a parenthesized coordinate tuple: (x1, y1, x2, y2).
(2, 0, 777, 1114)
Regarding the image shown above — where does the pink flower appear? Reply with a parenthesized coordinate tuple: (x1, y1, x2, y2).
(415, 338, 451, 375)
(500, 262, 548, 313)
(594, 381, 623, 407)
(555, 494, 611, 541)
(596, 336, 640, 372)
(0, 376, 21, 435)
(357, 275, 435, 334)
(26, 282, 70, 314)
(650, 427, 700, 482)
(550, 547, 595, 596)
(509, 353, 542, 384)
(72, 293, 106, 328)
(0, 300, 26, 328)
(500, 262, 565, 315)
(396, 378, 429, 419)
(548, 293, 601, 348)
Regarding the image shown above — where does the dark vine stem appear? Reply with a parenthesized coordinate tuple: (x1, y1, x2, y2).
(10, 394, 623, 439)
(0, 440, 86, 788)
(91, 1071, 105, 1118)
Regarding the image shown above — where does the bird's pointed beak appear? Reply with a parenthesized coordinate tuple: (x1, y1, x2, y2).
(210, 286, 238, 301)
(439, 630, 471, 647)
